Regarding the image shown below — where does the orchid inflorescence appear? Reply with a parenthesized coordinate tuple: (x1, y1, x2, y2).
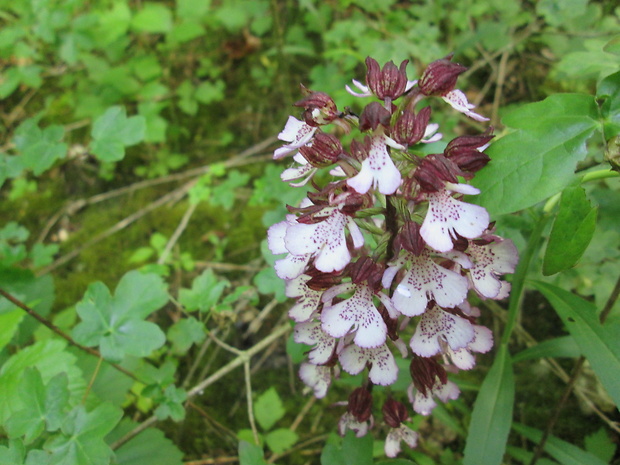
(268, 55, 518, 457)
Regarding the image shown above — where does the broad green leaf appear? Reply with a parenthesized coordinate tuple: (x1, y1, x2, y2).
(536, 0, 588, 27)
(108, 420, 184, 465)
(501, 94, 598, 130)
(506, 445, 559, 465)
(532, 281, 620, 409)
(0, 440, 25, 465)
(195, 80, 225, 104)
(597, 71, 620, 140)
(45, 403, 123, 465)
(210, 170, 250, 210)
(131, 3, 173, 33)
(13, 119, 67, 175)
(179, 269, 230, 312)
(543, 186, 597, 275)
(0, 309, 24, 351)
(6, 369, 70, 443)
(167, 316, 206, 354)
(254, 387, 285, 431)
(320, 430, 373, 465)
(265, 428, 298, 454)
(463, 345, 514, 465)
(473, 117, 598, 216)
(177, 0, 212, 20)
(585, 428, 617, 463)
(90, 106, 146, 162)
(513, 423, 607, 465)
(238, 441, 267, 465)
(512, 336, 581, 363)
(73, 270, 168, 362)
(0, 340, 85, 424)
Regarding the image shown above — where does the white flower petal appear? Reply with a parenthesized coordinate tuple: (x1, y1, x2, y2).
(274, 253, 311, 280)
(421, 189, 489, 252)
(274, 116, 317, 159)
(385, 425, 418, 457)
(294, 320, 336, 364)
(468, 239, 518, 299)
(347, 135, 401, 195)
(442, 89, 489, 122)
(410, 306, 475, 357)
(299, 363, 331, 398)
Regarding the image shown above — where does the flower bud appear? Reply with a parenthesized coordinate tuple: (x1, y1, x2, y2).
(444, 132, 494, 175)
(299, 132, 343, 167)
(348, 387, 373, 422)
(418, 55, 467, 96)
(409, 355, 447, 397)
(359, 101, 391, 132)
(399, 221, 426, 256)
(392, 106, 432, 146)
(349, 256, 385, 290)
(348, 138, 370, 162)
(294, 87, 339, 126)
(365, 57, 409, 101)
(382, 398, 409, 428)
(413, 154, 462, 193)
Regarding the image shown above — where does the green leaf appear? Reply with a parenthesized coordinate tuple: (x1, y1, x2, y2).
(375, 461, 417, 465)
(512, 423, 607, 465)
(73, 270, 169, 362)
(238, 440, 267, 465)
(265, 428, 298, 454)
(179, 269, 230, 312)
(167, 316, 206, 354)
(108, 420, 184, 465)
(254, 387, 285, 431)
(532, 281, 620, 409)
(584, 428, 617, 463)
(90, 106, 146, 162)
(0, 309, 24, 351)
(0, 340, 85, 424)
(177, 0, 212, 20)
(210, 170, 250, 210)
(321, 431, 374, 465)
(6, 369, 70, 444)
(131, 3, 173, 33)
(473, 95, 599, 216)
(463, 345, 514, 465)
(45, 403, 123, 465)
(506, 445, 559, 465)
(195, 80, 225, 104)
(543, 186, 597, 275)
(154, 385, 187, 421)
(13, 119, 67, 175)
(597, 71, 620, 140)
(512, 336, 581, 363)
(0, 440, 26, 465)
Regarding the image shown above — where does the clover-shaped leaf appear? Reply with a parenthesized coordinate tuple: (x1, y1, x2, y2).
(6, 368, 70, 444)
(13, 119, 67, 175)
(90, 106, 146, 162)
(73, 270, 169, 362)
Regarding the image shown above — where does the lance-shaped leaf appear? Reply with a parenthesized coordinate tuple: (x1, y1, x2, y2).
(44, 403, 122, 465)
(73, 270, 169, 362)
(532, 281, 620, 409)
(543, 186, 597, 275)
(463, 344, 514, 465)
(513, 423, 607, 465)
(6, 368, 70, 444)
(90, 106, 146, 162)
(473, 94, 600, 216)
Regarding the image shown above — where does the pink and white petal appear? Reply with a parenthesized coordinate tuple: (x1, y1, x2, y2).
(367, 345, 398, 385)
(412, 390, 437, 416)
(338, 412, 371, 437)
(442, 89, 489, 122)
(294, 320, 336, 364)
(274, 117, 317, 159)
(299, 363, 331, 398)
(345, 79, 372, 98)
(347, 217, 365, 249)
(314, 238, 351, 273)
(385, 425, 418, 457)
(410, 306, 475, 356)
(284, 222, 323, 256)
(421, 123, 442, 143)
(281, 164, 315, 183)
(267, 221, 289, 255)
(435, 379, 460, 403)
(445, 182, 480, 196)
(339, 344, 367, 375)
(347, 161, 374, 194)
(353, 308, 388, 349)
(448, 347, 476, 370)
(469, 325, 494, 354)
(421, 190, 489, 252)
(321, 300, 356, 339)
(382, 255, 407, 289)
(377, 292, 399, 319)
(274, 253, 311, 280)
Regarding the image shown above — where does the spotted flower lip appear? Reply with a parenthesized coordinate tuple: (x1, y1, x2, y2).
(339, 342, 398, 385)
(299, 363, 332, 398)
(408, 378, 460, 415)
(409, 305, 475, 357)
(347, 134, 403, 195)
(466, 238, 519, 299)
(420, 185, 490, 253)
(442, 89, 489, 122)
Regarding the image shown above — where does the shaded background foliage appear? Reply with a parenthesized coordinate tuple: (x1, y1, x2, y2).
(0, 0, 619, 464)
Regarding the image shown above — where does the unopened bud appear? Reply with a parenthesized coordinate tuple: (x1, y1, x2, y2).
(399, 221, 425, 256)
(409, 355, 447, 397)
(382, 398, 409, 428)
(299, 132, 343, 167)
(392, 106, 432, 146)
(348, 387, 373, 422)
(349, 256, 384, 290)
(359, 101, 391, 132)
(418, 55, 467, 96)
(294, 87, 339, 126)
(365, 57, 410, 101)
(413, 154, 461, 193)
(444, 132, 494, 174)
